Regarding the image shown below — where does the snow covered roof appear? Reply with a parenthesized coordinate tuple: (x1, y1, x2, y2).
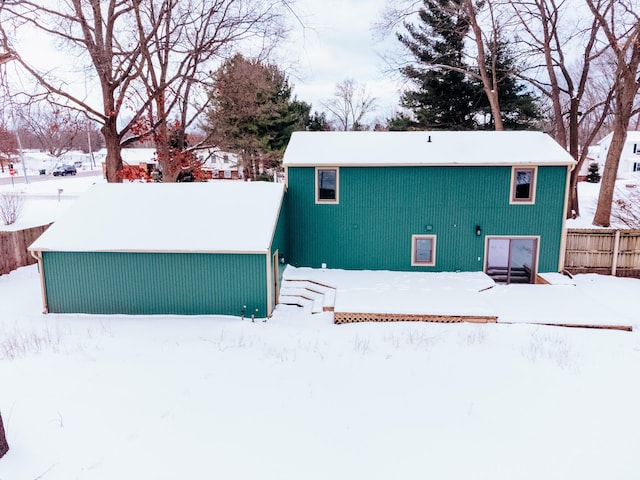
(283, 131, 575, 167)
(29, 181, 285, 253)
(597, 131, 640, 145)
(94, 148, 157, 164)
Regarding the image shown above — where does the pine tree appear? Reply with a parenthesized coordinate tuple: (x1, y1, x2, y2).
(396, 0, 480, 130)
(206, 54, 310, 178)
(396, 1, 542, 131)
(478, 36, 542, 130)
(586, 162, 601, 183)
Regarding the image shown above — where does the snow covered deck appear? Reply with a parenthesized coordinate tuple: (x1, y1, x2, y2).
(281, 267, 635, 331)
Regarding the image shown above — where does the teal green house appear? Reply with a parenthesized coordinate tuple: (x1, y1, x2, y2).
(29, 131, 574, 316)
(283, 131, 575, 284)
(29, 182, 286, 316)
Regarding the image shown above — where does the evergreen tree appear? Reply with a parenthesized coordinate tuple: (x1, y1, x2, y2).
(396, 0, 480, 130)
(586, 163, 601, 183)
(396, 1, 542, 130)
(306, 111, 332, 131)
(477, 36, 542, 130)
(206, 54, 310, 178)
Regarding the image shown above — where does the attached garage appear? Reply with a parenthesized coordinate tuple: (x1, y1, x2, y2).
(29, 182, 286, 317)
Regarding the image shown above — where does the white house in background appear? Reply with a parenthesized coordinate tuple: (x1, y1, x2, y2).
(196, 149, 243, 180)
(94, 148, 157, 167)
(595, 131, 640, 179)
(575, 145, 601, 181)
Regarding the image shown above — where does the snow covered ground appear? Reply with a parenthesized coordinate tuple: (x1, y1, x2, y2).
(2, 171, 640, 479)
(1, 265, 640, 479)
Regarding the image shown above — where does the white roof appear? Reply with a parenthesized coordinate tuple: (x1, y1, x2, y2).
(29, 182, 285, 253)
(597, 130, 640, 145)
(95, 148, 157, 164)
(283, 131, 575, 166)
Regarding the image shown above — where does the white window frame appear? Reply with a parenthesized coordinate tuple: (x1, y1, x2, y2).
(315, 167, 339, 204)
(510, 166, 537, 204)
(411, 234, 437, 267)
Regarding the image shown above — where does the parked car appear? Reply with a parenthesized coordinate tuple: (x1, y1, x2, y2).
(52, 165, 77, 176)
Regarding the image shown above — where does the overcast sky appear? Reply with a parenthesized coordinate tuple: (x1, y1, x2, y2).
(281, 0, 403, 123)
(8, 0, 405, 127)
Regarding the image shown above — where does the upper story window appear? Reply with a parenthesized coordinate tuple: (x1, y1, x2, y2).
(510, 166, 537, 204)
(633, 162, 640, 172)
(316, 167, 339, 203)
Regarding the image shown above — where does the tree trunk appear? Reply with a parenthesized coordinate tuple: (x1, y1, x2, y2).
(593, 125, 626, 226)
(0, 411, 9, 459)
(589, 0, 640, 227)
(463, 0, 504, 131)
(101, 119, 123, 183)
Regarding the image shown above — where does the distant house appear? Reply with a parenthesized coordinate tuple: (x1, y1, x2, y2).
(96, 148, 157, 180)
(283, 131, 575, 284)
(196, 149, 242, 180)
(29, 182, 286, 316)
(594, 131, 640, 179)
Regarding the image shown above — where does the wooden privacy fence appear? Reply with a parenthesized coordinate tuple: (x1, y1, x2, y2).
(564, 228, 640, 278)
(0, 224, 51, 275)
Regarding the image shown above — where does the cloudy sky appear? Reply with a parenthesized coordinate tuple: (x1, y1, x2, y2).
(8, 0, 406, 126)
(281, 0, 404, 122)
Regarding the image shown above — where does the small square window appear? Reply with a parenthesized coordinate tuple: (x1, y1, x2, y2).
(411, 235, 436, 266)
(510, 167, 537, 204)
(634, 162, 640, 172)
(316, 167, 339, 203)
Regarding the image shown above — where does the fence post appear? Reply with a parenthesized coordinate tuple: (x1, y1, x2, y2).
(611, 229, 621, 276)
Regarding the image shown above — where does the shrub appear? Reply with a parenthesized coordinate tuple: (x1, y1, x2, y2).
(586, 162, 601, 183)
(0, 192, 25, 225)
(611, 185, 640, 228)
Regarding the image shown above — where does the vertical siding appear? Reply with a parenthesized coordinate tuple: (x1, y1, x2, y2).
(42, 251, 267, 316)
(287, 165, 567, 272)
(269, 195, 288, 311)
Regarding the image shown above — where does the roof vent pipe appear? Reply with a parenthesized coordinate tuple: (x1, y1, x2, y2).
(427, 135, 432, 143)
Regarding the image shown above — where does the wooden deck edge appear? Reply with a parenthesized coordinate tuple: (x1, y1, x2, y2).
(333, 312, 498, 325)
(501, 322, 633, 332)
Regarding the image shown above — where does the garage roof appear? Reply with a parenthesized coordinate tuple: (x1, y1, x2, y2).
(29, 181, 285, 253)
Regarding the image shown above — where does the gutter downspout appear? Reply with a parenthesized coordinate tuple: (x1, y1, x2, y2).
(30, 250, 49, 314)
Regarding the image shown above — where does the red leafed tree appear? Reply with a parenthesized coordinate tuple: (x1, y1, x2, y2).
(0, 124, 17, 173)
(0, 0, 291, 183)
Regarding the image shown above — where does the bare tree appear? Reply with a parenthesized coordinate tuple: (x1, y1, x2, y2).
(0, 0, 291, 182)
(18, 104, 82, 158)
(131, 0, 289, 182)
(461, 0, 504, 130)
(324, 79, 377, 131)
(0, 123, 17, 173)
(379, 0, 537, 130)
(588, 0, 640, 226)
(611, 185, 640, 228)
(508, 0, 614, 218)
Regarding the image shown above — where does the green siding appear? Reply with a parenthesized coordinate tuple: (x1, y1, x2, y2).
(271, 194, 288, 262)
(286, 166, 567, 272)
(269, 198, 288, 310)
(42, 251, 267, 316)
